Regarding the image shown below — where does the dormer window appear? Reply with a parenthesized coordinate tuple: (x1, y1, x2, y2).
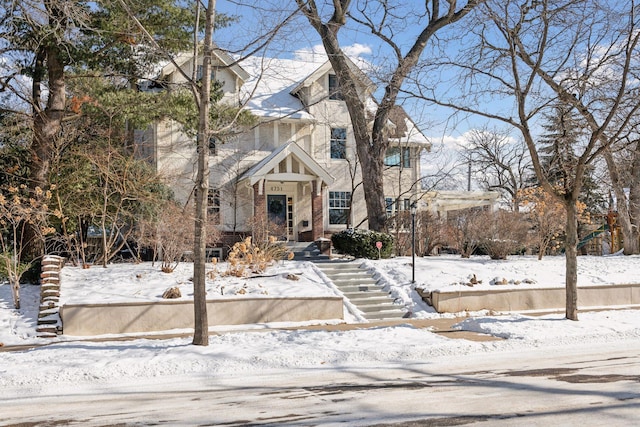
(328, 74, 344, 100)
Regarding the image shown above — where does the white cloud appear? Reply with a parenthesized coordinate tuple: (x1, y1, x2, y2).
(292, 44, 327, 63)
(342, 43, 372, 58)
(433, 131, 475, 151)
(293, 43, 372, 66)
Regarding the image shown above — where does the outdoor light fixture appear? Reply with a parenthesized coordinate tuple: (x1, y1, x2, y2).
(410, 202, 417, 284)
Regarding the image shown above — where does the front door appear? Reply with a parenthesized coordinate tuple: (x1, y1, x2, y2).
(268, 194, 287, 240)
(267, 194, 287, 226)
(267, 194, 294, 240)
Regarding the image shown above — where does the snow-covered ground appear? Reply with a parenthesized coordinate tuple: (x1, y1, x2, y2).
(1, 254, 639, 393)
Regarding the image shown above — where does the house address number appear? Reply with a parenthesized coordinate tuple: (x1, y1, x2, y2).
(270, 186, 284, 192)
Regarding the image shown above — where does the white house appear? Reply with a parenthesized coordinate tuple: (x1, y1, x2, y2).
(137, 49, 431, 255)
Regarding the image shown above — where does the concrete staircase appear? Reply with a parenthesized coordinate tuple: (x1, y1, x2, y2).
(314, 261, 407, 321)
(36, 255, 65, 338)
(288, 241, 329, 261)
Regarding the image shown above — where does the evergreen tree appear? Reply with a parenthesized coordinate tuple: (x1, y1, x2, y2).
(536, 103, 606, 215)
(0, 1, 233, 259)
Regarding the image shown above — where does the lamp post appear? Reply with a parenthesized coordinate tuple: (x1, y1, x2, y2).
(410, 202, 417, 284)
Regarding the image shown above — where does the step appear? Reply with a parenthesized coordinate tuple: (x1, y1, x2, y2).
(333, 284, 382, 293)
(357, 303, 399, 313)
(36, 330, 59, 338)
(315, 262, 363, 270)
(347, 295, 394, 304)
(364, 311, 407, 320)
(332, 278, 378, 286)
(342, 290, 390, 299)
(37, 317, 60, 325)
(324, 273, 371, 281)
(316, 263, 363, 270)
(38, 308, 59, 318)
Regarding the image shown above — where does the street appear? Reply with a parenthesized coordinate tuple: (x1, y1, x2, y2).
(2, 340, 639, 426)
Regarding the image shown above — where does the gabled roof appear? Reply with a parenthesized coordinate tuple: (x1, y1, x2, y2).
(239, 141, 334, 186)
(289, 58, 375, 96)
(387, 106, 431, 148)
(160, 45, 250, 81)
(239, 56, 324, 121)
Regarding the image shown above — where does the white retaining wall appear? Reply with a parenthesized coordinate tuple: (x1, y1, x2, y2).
(419, 284, 640, 313)
(61, 296, 344, 336)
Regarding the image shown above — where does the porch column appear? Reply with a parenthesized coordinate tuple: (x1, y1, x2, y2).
(311, 179, 324, 241)
(253, 181, 267, 242)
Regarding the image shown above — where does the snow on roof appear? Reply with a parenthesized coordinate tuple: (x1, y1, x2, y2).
(239, 55, 326, 120)
(386, 106, 431, 148)
(153, 48, 428, 145)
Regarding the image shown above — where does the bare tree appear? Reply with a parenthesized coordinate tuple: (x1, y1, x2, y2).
(603, 140, 640, 254)
(409, 0, 640, 320)
(444, 208, 487, 258)
(295, 0, 481, 232)
(191, 0, 216, 346)
(479, 209, 529, 260)
(463, 128, 532, 211)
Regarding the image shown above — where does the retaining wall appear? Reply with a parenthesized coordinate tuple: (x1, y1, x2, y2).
(418, 284, 640, 313)
(61, 296, 344, 336)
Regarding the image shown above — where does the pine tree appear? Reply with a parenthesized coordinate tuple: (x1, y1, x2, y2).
(536, 103, 606, 215)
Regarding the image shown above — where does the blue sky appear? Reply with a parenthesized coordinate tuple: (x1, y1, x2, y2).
(212, 1, 506, 187)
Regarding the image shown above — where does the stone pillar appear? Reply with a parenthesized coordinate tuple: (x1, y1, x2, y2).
(311, 179, 324, 241)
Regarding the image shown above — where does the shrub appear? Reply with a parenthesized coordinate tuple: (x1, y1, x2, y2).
(225, 236, 294, 277)
(331, 229, 394, 259)
(479, 210, 529, 260)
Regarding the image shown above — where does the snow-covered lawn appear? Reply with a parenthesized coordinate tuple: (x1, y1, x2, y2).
(1, 254, 639, 392)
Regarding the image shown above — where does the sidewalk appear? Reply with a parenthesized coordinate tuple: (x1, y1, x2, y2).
(282, 317, 502, 342)
(0, 317, 500, 353)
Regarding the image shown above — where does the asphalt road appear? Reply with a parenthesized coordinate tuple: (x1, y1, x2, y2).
(2, 341, 639, 426)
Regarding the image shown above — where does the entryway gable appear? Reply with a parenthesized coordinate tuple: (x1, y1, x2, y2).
(240, 141, 334, 188)
(241, 141, 334, 242)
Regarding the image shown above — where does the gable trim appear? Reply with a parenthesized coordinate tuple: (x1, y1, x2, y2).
(239, 141, 334, 187)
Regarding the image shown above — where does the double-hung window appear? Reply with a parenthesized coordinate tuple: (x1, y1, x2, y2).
(329, 191, 351, 224)
(384, 147, 411, 167)
(328, 74, 344, 100)
(385, 197, 411, 216)
(330, 127, 347, 159)
(207, 188, 220, 222)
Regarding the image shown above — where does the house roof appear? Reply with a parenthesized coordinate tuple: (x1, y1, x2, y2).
(240, 56, 429, 147)
(289, 58, 374, 96)
(160, 46, 250, 82)
(155, 50, 429, 146)
(239, 56, 326, 121)
(238, 141, 334, 186)
(423, 191, 501, 212)
(387, 106, 431, 148)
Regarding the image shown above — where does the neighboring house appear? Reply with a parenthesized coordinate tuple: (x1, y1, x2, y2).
(421, 191, 500, 218)
(136, 49, 431, 256)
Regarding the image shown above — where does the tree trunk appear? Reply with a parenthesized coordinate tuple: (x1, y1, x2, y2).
(603, 149, 639, 255)
(192, 0, 215, 346)
(564, 198, 579, 321)
(312, 22, 388, 232)
(355, 141, 387, 232)
(26, 34, 66, 260)
(537, 243, 545, 261)
(627, 141, 640, 254)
